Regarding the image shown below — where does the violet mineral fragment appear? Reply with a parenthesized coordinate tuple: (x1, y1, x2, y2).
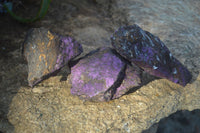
(112, 64, 141, 99)
(70, 47, 141, 102)
(111, 24, 192, 86)
(23, 27, 83, 87)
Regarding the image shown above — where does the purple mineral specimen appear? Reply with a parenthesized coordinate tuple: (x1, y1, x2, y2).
(112, 64, 141, 99)
(70, 47, 141, 101)
(23, 27, 83, 87)
(111, 24, 192, 86)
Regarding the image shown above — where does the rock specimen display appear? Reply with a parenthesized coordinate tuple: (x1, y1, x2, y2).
(22, 25, 192, 101)
(22, 24, 192, 102)
(111, 24, 192, 86)
(23, 27, 83, 87)
(70, 47, 141, 101)
(2, 0, 200, 132)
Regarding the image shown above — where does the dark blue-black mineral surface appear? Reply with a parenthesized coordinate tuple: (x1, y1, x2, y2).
(111, 24, 192, 86)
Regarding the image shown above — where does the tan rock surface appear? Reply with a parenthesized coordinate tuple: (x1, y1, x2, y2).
(7, 74, 200, 133)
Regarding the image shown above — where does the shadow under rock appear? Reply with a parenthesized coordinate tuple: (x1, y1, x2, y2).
(143, 109, 200, 133)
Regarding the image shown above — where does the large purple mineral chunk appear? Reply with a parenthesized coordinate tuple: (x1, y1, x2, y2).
(111, 24, 192, 86)
(23, 27, 83, 87)
(70, 47, 141, 101)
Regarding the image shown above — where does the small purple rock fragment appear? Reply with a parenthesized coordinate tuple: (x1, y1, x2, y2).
(111, 24, 192, 86)
(112, 64, 141, 99)
(23, 27, 83, 87)
(70, 47, 141, 101)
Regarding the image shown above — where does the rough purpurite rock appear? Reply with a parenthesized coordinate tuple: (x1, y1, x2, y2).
(111, 24, 192, 86)
(23, 27, 83, 87)
(70, 47, 141, 101)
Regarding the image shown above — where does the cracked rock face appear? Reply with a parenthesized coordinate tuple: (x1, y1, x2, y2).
(70, 47, 141, 101)
(23, 27, 83, 87)
(111, 24, 192, 86)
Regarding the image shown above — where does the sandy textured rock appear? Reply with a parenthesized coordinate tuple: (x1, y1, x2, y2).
(7, 74, 200, 133)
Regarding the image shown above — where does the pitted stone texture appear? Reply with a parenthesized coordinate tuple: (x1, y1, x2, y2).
(8, 74, 200, 133)
(23, 27, 83, 87)
(111, 24, 192, 86)
(70, 47, 141, 101)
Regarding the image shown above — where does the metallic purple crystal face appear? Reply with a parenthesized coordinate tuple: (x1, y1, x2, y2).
(70, 47, 141, 101)
(23, 28, 83, 87)
(111, 24, 192, 86)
